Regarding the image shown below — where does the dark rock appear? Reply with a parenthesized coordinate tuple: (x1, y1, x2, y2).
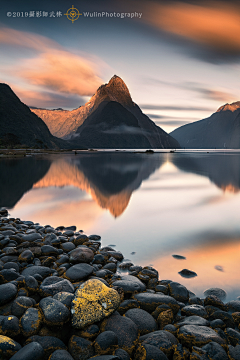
(39, 297, 70, 326)
(21, 266, 51, 279)
(107, 251, 123, 262)
(68, 335, 94, 360)
(18, 250, 34, 263)
(204, 288, 227, 301)
(227, 301, 240, 313)
(0, 283, 17, 305)
(24, 275, 38, 292)
(69, 247, 94, 264)
(178, 325, 226, 347)
(101, 312, 138, 355)
(226, 328, 240, 346)
(49, 349, 74, 360)
(0, 315, 19, 337)
(202, 341, 228, 360)
(93, 254, 106, 265)
(210, 310, 235, 328)
(210, 319, 225, 329)
(178, 269, 197, 278)
(63, 230, 75, 237)
(61, 243, 75, 252)
(26, 335, 67, 359)
(22, 233, 42, 242)
(155, 284, 168, 294)
(3, 262, 19, 272)
(0, 269, 19, 283)
(141, 330, 178, 357)
(53, 292, 74, 309)
(204, 295, 226, 311)
(114, 349, 130, 360)
(78, 324, 100, 340)
(177, 315, 209, 327)
(181, 304, 207, 318)
(135, 343, 168, 359)
(0, 335, 21, 358)
(168, 281, 189, 303)
(172, 254, 186, 260)
(89, 235, 101, 241)
(65, 263, 93, 282)
(40, 276, 74, 296)
(228, 344, 240, 360)
(112, 275, 146, 294)
(11, 296, 33, 318)
(8, 341, 44, 360)
(94, 330, 118, 355)
(157, 309, 174, 330)
(124, 308, 157, 335)
(88, 356, 119, 360)
(134, 292, 180, 314)
(118, 300, 139, 315)
(41, 245, 59, 257)
(20, 307, 42, 337)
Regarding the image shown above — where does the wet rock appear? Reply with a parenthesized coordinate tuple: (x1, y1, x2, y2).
(73, 235, 89, 246)
(172, 254, 186, 260)
(68, 335, 94, 360)
(0, 283, 17, 306)
(22, 233, 42, 242)
(39, 297, 70, 326)
(61, 243, 75, 252)
(202, 341, 228, 360)
(18, 250, 34, 263)
(53, 292, 74, 309)
(0, 315, 20, 337)
(107, 251, 123, 262)
(168, 282, 189, 303)
(178, 269, 197, 278)
(210, 319, 225, 329)
(78, 324, 100, 340)
(155, 284, 168, 294)
(3, 262, 19, 272)
(204, 295, 226, 311)
(181, 304, 207, 318)
(101, 312, 138, 355)
(157, 309, 174, 330)
(124, 308, 157, 335)
(0, 335, 21, 358)
(21, 266, 51, 279)
(204, 288, 227, 301)
(141, 330, 178, 357)
(71, 279, 120, 329)
(0, 269, 19, 283)
(228, 344, 240, 360)
(69, 247, 94, 264)
(227, 301, 240, 313)
(178, 325, 226, 347)
(135, 343, 168, 359)
(65, 263, 93, 282)
(24, 275, 39, 292)
(89, 235, 101, 241)
(226, 328, 240, 346)
(40, 276, 74, 296)
(9, 341, 45, 360)
(20, 307, 42, 337)
(177, 315, 210, 327)
(112, 275, 146, 294)
(210, 310, 235, 328)
(49, 349, 74, 360)
(41, 245, 59, 257)
(134, 292, 180, 314)
(11, 296, 33, 318)
(118, 300, 139, 315)
(94, 331, 118, 355)
(26, 335, 66, 359)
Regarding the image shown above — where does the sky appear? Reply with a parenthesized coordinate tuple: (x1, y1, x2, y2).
(1, 0, 240, 132)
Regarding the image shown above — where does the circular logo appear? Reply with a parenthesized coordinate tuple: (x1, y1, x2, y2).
(64, 5, 81, 23)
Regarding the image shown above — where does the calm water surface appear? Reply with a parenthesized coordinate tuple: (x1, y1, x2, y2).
(1, 151, 240, 301)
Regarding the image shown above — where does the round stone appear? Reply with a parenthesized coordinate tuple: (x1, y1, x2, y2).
(112, 275, 146, 294)
(124, 308, 157, 335)
(178, 269, 197, 278)
(202, 341, 228, 360)
(134, 293, 180, 314)
(21, 233, 42, 242)
(41, 245, 59, 256)
(101, 312, 138, 355)
(0, 315, 20, 337)
(94, 331, 118, 355)
(53, 292, 74, 309)
(26, 335, 66, 359)
(135, 343, 168, 360)
(0, 335, 21, 358)
(65, 263, 93, 282)
(181, 304, 207, 318)
(18, 250, 34, 263)
(71, 279, 120, 329)
(61, 243, 76, 252)
(141, 330, 178, 357)
(24, 275, 39, 292)
(69, 247, 94, 264)
(168, 282, 189, 303)
(49, 349, 74, 360)
(39, 297, 70, 326)
(177, 315, 210, 327)
(114, 349, 130, 360)
(204, 295, 226, 311)
(68, 335, 94, 360)
(0, 283, 17, 306)
(204, 288, 227, 301)
(40, 276, 74, 296)
(178, 325, 226, 347)
(20, 308, 42, 337)
(11, 296, 33, 318)
(21, 266, 51, 279)
(9, 341, 44, 360)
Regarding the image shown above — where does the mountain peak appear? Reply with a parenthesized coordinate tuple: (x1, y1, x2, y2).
(95, 75, 133, 107)
(217, 101, 240, 112)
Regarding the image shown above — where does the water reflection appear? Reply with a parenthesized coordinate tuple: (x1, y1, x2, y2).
(172, 152, 240, 193)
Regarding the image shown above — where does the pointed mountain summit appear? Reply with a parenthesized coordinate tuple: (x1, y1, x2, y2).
(0, 83, 69, 149)
(170, 100, 240, 149)
(32, 75, 180, 149)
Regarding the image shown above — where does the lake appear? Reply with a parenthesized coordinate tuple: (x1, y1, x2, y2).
(1, 150, 240, 301)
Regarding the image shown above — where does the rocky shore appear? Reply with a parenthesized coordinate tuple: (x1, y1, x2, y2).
(0, 209, 240, 360)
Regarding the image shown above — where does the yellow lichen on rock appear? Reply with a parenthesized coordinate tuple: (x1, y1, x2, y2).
(71, 279, 121, 329)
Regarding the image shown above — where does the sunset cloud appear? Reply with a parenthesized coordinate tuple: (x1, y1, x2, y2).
(0, 27, 103, 105)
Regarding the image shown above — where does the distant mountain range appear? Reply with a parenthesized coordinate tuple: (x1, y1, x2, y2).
(0, 84, 69, 149)
(31, 75, 180, 149)
(170, 101, 240, 149)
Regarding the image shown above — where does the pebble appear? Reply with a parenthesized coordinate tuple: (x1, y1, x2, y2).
(39, 297, 70, 326)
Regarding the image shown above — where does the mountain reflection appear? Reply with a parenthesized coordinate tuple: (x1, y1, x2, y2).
(0, 157, 51, 208)
(171, 152, 240, 193)
(33, 153, 164, 217)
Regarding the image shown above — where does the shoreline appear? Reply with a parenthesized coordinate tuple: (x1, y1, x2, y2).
(0, 210, 240, 360)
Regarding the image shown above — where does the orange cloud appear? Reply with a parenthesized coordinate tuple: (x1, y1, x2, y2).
(0, 27, 103, 98)
(141, 1, 240, 54)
